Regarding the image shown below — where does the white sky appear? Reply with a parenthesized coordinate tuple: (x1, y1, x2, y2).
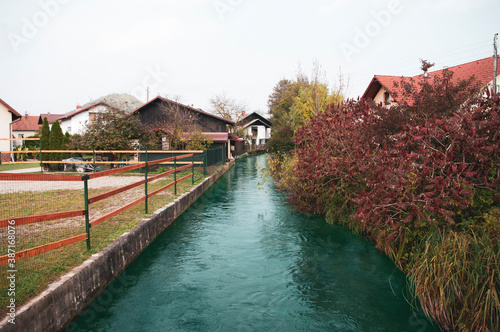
(1, 0, 499, 116)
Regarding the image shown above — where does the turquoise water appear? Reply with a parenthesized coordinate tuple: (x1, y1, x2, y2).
(69, 154, 438, 332)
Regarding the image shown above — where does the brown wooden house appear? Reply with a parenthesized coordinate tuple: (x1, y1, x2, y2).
(131, 96, 234, 133)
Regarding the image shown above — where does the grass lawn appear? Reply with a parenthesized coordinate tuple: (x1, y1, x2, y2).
(0, 168, 210, 317)
(0, 162, 41, 172)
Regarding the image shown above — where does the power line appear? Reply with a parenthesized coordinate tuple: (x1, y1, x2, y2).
(348, 39, 492, 78)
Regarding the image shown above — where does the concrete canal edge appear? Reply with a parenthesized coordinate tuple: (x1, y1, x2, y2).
(0, 160, 235, 332)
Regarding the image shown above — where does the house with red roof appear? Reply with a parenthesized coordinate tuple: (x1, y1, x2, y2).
(362, 56, 500, 106)
(0, 99, 22, 162)
(11, 114, 41, 149)
(58, 102, 114, 135)
(38, 113, 64, 129)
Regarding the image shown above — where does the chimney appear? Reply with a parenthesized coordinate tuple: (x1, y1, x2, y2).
(242, 111, 246, 117)
(76, 105, 81, 109)
(25, 112, 28, 119)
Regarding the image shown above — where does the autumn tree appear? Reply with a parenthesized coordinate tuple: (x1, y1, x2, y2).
(209, 94, 248, 122)
(267, 63, 346, 152)
(151, 98, 211, 150)
(267, 79, 299, 152)
(289, 63, 344, 131)
(73, 107, 154, 151)
(391, 66, 482, 121)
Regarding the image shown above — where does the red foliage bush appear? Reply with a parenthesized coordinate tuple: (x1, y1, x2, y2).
(293, 95, 500, 242)
(293, 99, 382, 213)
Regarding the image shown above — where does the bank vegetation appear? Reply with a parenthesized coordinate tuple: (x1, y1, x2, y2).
(267, 63, 499, 331)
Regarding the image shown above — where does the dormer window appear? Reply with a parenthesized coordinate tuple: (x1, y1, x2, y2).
(384, 92, 390, 105)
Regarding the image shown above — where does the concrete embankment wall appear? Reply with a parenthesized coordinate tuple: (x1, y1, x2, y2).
(0, 161, 235, 332)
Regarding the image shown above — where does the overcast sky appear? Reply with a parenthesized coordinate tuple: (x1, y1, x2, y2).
(1, 0, 499, 117)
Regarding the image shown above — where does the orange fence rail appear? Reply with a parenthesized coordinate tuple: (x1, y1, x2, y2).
(0, 153, 203, 265)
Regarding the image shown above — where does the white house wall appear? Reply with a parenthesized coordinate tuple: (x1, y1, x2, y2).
(12, 130, 37, 149)
(60, 105, 109, 135)
(245, 125, 271, 145)
(373, 87, 396, 106)
(0, 103, 12, 152)
(486, 75, 500, 95)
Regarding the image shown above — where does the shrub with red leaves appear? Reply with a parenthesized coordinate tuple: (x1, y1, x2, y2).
(292, 99, 382, 214)
(293, 95, 500, 242)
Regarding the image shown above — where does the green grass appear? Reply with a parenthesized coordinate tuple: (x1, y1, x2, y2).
(0, 162, 40, 172)
(0, 168, 212, 317)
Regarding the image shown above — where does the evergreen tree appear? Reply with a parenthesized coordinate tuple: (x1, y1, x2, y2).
(49, 120, 64, 170)
(62, 132, 71, 160)
(40, 117, 50, 161)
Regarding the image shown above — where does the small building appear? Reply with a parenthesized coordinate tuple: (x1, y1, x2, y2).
(11, 114, 41, 149)
(236, 112, 272, 148)
(132, 96, 234, 133)
(58, 102, 113, 135)
(133, 96, 237, 160)
(0, 99, 22, 162)
(362, 56, 500, 106)
(229, 133, 245, 157)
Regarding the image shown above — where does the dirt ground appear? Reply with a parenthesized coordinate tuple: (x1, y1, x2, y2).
(0, 176, 145, 194)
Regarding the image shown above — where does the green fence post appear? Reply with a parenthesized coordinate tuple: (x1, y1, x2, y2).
(40, 139, 43, 174)
(145, 150, 148, 214)
(83, 175, 91, 250)
(203, 150, 207, 176)
(192, 154, 195, 185)
(174, 157, 177, 196)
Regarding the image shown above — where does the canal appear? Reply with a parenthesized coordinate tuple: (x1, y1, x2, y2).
(69, 154, 438, 331)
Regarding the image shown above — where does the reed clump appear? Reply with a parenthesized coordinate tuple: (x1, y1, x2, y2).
(409, 225, 499, 331)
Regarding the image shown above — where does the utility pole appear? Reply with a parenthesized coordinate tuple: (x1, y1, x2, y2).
(494, 33, 498, 94)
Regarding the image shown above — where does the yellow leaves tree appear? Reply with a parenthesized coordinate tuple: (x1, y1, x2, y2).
(267, 61, 347, 152)
(289, 62, 345, 132)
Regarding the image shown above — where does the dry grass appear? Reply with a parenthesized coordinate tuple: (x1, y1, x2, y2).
(409, 226, 500, 331)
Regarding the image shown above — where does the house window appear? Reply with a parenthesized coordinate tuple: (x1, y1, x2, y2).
(384, 92, 390, 105)
(67, 127, 71, 133)
(251, 126, 258, 137)
(18, 134, 24, 139)
(89, 112, 97, 122)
